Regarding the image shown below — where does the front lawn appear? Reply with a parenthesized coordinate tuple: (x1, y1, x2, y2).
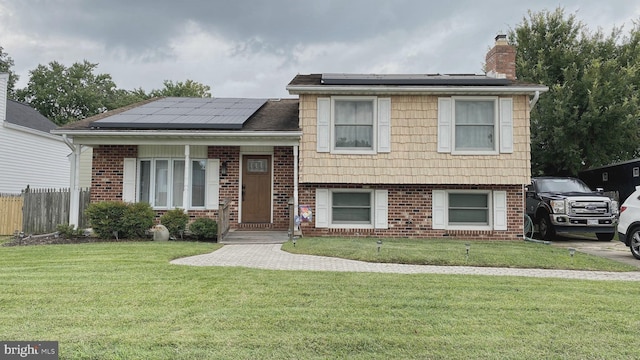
(1, 242, 639, 359)
(282, 237, 638, 272)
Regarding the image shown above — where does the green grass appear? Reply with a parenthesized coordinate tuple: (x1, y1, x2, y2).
(282, 237, 638, 272)
(0, 242, 639, 359)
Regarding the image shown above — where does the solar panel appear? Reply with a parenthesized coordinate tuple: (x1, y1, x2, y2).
(93, 97, 268, 129)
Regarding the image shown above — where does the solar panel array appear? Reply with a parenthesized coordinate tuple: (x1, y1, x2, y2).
(93, 97, 268, 129)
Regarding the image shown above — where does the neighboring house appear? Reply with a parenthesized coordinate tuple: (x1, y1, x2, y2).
(0, 73, 72, 194)
(55, 35, 547, 239)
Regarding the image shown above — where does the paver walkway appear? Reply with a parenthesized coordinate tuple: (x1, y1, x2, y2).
(170, 244, 640, 281)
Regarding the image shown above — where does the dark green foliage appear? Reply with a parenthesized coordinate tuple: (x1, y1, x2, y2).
(510, 8, 640, 175)
(84, 201, 129, 239)
(55, 223, 84, 238)
(149, 79, 211, 98)
(85, 201, 155, 239)
(189, 218, 218, 241)
(159, 209, 189, 238)
(122, 202, 155, 239)
(0, 45, 19, 99)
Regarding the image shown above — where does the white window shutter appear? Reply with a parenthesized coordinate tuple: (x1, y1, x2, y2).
(432, 190, 446, 229)
(499, 98, 514, 153)
(122, 158, 137, 203)
(205, 159, 220, 210)
(437, 98, 452, 153)
(315, 188, 329, 228)
(317, 97, 331, 153)
(374, 189, 388, 229)
(377, 98, 391, 153)
(493, 190, 508, 230)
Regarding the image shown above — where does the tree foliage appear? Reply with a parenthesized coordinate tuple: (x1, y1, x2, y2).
(0, 45, 19, 99)
(15, 61, 120, 126)
(149, 79, 212, 98)
(510, 8, 640, 176)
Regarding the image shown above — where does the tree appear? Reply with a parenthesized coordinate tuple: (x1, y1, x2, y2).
(15, 60, 120, 126)
(149, 79, 212, 98)
(0, 45, 19, 99)
(510, 8, 640, 176)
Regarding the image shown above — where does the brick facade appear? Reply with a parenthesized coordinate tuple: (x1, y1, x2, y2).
(298, 183, 524, 240)
(91, 145, 138, 202)
(90, 144, 295, 230)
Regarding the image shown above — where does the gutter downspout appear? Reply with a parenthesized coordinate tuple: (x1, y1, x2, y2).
(529, 90, 540, 109)
(63, 134, 81, 229)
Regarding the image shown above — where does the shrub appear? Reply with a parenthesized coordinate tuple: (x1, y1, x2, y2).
(159, 209, 189, 238)
(122, 202, 155, 238)
(84, 201, 129, 239)
(85, 201, 155, 240)
(189, 218, 218, 241)
(55, 223, 84, 238)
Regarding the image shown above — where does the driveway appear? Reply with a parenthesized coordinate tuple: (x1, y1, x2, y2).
(549, 234, 640, 269)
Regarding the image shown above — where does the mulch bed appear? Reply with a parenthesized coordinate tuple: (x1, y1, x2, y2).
(2, 234, 150, 247)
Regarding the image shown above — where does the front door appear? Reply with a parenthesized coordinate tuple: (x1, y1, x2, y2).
(241, 155, 272, 223)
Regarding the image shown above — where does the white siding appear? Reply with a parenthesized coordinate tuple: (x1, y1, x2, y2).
(0, 125, 71, 194)
(79, 146, 93, 188)
(138, 145, 206, 158)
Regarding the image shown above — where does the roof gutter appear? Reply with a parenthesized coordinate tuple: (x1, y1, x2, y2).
(286, 85, 549, 95)
(52, 130, 303, 137)
(62, 134, 75, 151)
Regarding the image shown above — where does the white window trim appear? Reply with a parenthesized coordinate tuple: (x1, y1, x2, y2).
(437, 189, 493, 231)
(137, 157, 207, 210)
(329, 189, 375, 229)
(315, 188, 389, 229)
(451, 96, 499, 155)
(330, 96, 378, 155)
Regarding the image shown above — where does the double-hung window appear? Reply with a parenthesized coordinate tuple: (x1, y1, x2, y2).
(315, 188, 389, 229)
(334, 99, 375, 150)
(316, 96, 391, 154)
(432, 189, 508, 231)
(454, 99, 497, 152)
(138, 158, 206, 209)
(332, 191, 372, 225)
(437, 96, 513, 155)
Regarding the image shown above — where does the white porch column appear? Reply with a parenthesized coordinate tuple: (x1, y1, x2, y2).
(293, 145, 299, 220)
(182, 145, 190, 211)
(68, 144, 82, 228)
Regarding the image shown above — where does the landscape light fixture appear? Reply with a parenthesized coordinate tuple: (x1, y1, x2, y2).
(569, 248, 576, 258)
(293, 236, 297, 247)
(465, 243, 471, 259)
(377, 240, 382, 253)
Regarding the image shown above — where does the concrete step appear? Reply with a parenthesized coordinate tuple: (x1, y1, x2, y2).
(220, 230, 289, 244)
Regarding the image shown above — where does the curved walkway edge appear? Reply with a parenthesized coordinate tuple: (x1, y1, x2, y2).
(170, 244, 640, 281)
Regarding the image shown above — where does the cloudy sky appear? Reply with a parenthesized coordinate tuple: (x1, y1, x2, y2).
(1, 1, 639, 98)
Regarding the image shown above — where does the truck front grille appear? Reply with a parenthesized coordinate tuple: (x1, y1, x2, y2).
(569, 201, 611, 217)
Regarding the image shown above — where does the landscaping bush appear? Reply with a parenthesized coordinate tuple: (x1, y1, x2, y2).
(122, 202, 155, 239)
(84, 201, 128, 239)
(85, 201, 155, 240)
(55, 223, 85, 238)
(159, 208, 189, 238)
(189, 218, 218, 241)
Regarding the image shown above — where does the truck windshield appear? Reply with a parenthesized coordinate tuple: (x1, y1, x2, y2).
(536, 178, 593, 193)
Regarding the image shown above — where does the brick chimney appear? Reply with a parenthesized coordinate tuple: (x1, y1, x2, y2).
(485, 34, 516, 80)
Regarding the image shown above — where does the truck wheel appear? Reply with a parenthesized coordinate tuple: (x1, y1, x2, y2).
(629, 228, 640, 260)
(595, 233, 614, 241)
(539, 215, 556, 241)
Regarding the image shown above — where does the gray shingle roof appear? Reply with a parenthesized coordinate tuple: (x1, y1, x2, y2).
(6, 100, 57, 133)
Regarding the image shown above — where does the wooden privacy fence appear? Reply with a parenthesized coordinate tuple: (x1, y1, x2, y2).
(20, 187, 91, 235)
(0, 194, 23, 236)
